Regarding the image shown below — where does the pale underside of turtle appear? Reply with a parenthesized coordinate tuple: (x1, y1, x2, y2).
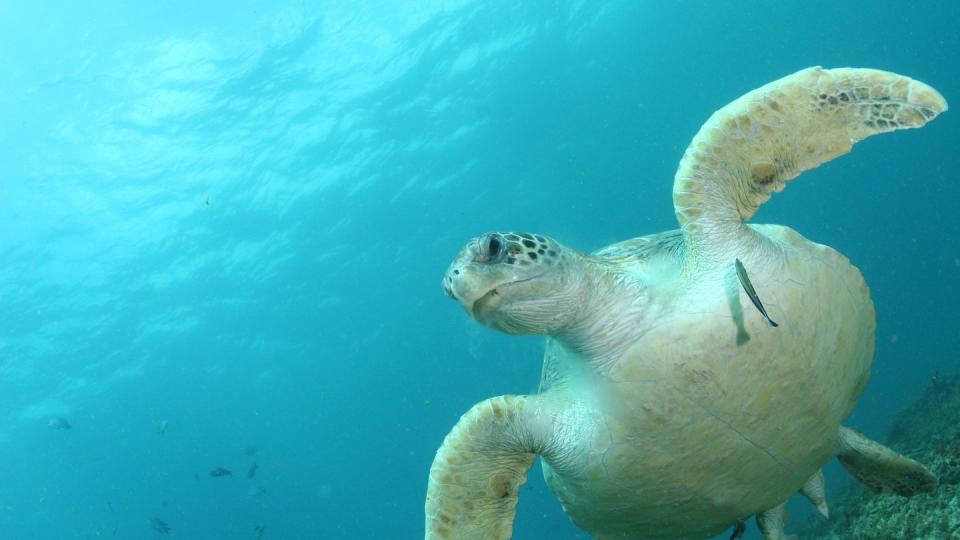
(427, 67, 948, 540)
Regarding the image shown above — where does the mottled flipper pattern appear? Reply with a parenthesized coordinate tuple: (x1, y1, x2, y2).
(425, 395, 542, 540)
(755, 502, 798, 540)
(672, 66, 947, 259)
(799, 468, 829, 518)
(837, 426, 938, 496)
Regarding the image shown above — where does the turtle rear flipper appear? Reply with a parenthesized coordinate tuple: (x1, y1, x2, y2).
(837, 426, 938, 496)
(755, 502, 798, 540)
(425, 395, 552, 540)
(799, 468, 829, 519)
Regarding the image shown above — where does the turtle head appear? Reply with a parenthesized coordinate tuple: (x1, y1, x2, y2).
(442, 232, 582, 335)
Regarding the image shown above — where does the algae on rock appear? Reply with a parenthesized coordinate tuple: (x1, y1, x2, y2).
(801, 373, 960, 539)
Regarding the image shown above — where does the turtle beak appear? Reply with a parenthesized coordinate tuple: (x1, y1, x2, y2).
(441, 257, 472, 308)
(442, 240, 483, 306)
(441, 267, 487, 316)
(442, 256, 500, 319)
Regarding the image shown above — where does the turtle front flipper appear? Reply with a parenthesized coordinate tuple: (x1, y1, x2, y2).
(425, 395, 551, 540)
(836, 425, 937, 496)
(672, 67, 947, 263)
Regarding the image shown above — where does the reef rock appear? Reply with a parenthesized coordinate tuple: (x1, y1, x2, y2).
(801, 372, 960, 538)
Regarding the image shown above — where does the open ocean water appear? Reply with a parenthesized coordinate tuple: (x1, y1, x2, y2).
(1, 1, 957, 539)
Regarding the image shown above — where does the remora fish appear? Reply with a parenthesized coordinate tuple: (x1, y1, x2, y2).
(734, 258, 779, 328)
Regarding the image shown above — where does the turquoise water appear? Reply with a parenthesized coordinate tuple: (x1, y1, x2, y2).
(1, 1, 957, 539)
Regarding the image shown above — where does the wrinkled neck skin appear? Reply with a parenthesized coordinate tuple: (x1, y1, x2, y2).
(493, 226, 774, 372)
(547, 255, 650, 370)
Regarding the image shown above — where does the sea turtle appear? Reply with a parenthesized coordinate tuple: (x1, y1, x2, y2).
(426, 67, 947, 540)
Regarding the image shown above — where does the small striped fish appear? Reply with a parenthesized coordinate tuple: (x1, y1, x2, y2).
(735, 258, 779, 328)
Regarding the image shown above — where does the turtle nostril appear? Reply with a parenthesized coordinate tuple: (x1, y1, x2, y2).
(453, 269, 460, 275)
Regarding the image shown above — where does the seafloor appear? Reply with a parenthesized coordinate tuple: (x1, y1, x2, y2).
(800, 372, 960, 539)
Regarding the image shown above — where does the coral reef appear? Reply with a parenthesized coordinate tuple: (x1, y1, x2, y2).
(801, 373, 960, 539)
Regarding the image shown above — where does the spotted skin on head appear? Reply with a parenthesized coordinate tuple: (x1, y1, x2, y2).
(477, 232, 559, 266)
(441, 231, 583, 337)
(441, 231, 565, 302)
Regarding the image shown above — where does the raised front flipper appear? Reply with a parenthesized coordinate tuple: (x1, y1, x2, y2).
(425, 395, 550, 540)
(837, 426, 938, 496)
(672, 66, 947, 262)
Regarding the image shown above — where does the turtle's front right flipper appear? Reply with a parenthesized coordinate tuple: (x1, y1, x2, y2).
(836, 426, 937, 496)
(425, 395, 550, 540)
(672, 67, 947, 262)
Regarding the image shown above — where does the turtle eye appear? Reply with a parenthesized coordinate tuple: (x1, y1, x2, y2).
(488, 236, 502, 257)
(480, 234, 505, 263)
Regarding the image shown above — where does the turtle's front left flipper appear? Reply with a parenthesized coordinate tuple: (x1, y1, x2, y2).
(425, 395, 551, 540)
(836, 426, 937, 496)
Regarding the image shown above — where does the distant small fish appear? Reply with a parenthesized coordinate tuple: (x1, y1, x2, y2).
(47, 417, 71, 430)
(149, 517, 171, 535)
(204, 194, 210, 206)
(209, 467, 233, 477)
(734, 258, 779, 328)
(247, 463, 258, 479)
(245, 446, 257, 457)
(247, 485, 267, 498)
(156, 420, 168, 435)
(254, 524, 265, 539)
